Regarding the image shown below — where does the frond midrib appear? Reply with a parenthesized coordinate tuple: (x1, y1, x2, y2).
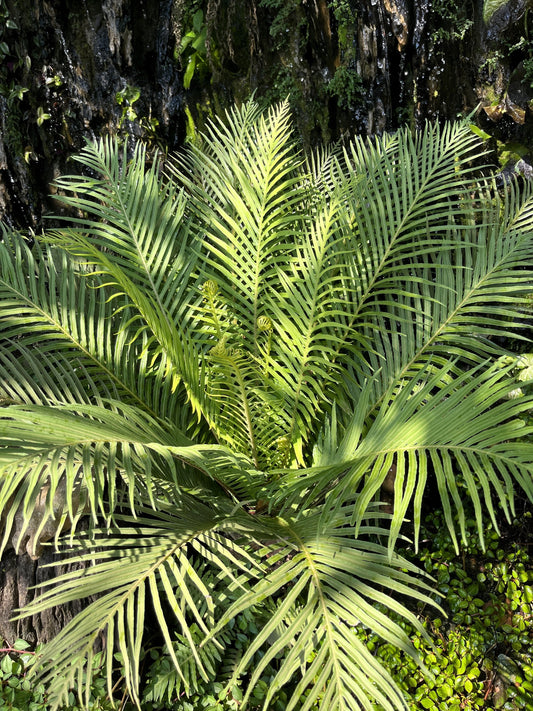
(283, 205, 341, 451)
(251, 130, 284, 357)
(337, 142, 466, 347)
(34, 531, 209, 708)
(107, 170, 175, 335)
(289, 525, 345, 708)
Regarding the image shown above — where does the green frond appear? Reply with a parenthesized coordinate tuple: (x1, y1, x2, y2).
(170, 99, 307, 355)
(18, 503, 256, 709)
(352, 181, 533, 412)
(0, 401, 194, 552)
(50, 138, 201, 326)
(336, 121, 485, 344)
(0, 231, 188, 425)
(0, 398, 268, 555)
(281, 362, 533, 554)
(45, 149, 213, 427)
(304, 142, 346, 198)
(206, 506, 437, 711)
(266, 193, 364, 457)
(206, 347, 264, 466)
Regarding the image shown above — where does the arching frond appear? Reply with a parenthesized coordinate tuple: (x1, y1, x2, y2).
(18, 502, 262, 709)
(327, 123, 484, 382)
(0, 397, 268, 555)
(266, 192, 364, 458)
(51, 138, 194, 310)
(0, 401, 198, 552)
(170, 99, 307, 355)
(0, 231, 184, 425)
(17, 502, 435, 711)
(205, 506, 437, 711)
(275, 362, 533, 554)
(353, 180, 533, 411)
(45, 142, 212, 427)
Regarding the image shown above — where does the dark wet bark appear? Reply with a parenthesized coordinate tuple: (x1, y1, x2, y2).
(0, 544, 99, 646)
(2, 0, 533, 229)
(0, 0, 183, 231)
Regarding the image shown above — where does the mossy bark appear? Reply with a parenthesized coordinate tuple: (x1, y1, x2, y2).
(0, 0, 183, 230)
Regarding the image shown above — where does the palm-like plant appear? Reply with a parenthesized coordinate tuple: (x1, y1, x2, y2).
(1, 99, 533, 710)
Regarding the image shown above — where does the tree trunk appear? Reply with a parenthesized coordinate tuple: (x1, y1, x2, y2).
(2, 0, 533, 230)
(0, 0, 183, 231)
(0, 546, 94, 645)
